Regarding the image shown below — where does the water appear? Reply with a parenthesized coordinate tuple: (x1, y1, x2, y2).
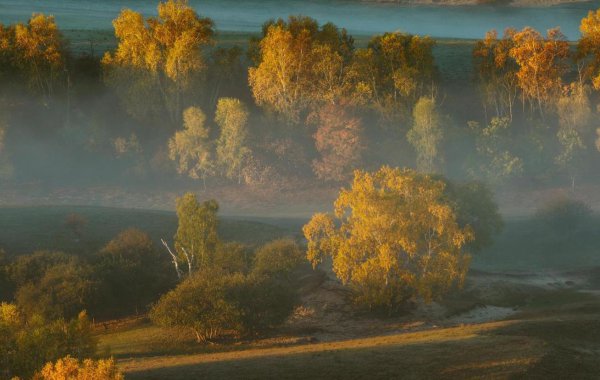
(0, 0, 596, 39)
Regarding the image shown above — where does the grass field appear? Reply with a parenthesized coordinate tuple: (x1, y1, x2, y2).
(100, 296, 600, 380)
(0, 205, 294, 255)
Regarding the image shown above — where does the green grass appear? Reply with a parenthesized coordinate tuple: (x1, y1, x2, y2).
(0, 205, 292, 256)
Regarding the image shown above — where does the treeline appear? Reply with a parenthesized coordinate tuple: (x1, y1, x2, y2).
(1, 1, 599, 193)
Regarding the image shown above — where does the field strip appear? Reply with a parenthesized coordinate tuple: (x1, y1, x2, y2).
(118, 320, 515, 373)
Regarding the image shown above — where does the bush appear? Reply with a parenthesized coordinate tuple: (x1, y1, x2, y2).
(535, 196, 592, 231)
(34, 356, 123, 380)
(252, 239, 304, 277)
(1, 305, 97, 379)
(94, 228, 173, 316)
(150, 270, 245, 343)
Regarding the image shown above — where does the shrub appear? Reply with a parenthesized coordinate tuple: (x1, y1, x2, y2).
(535, 196, 592, 231)
(33, 356, 123, 380)
(252, 239, 304, 277)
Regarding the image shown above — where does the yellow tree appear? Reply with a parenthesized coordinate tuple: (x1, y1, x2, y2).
(578, 9, 600, 90)
(34, 356, 123, 380)
(346, 32, 436, 124)
(407, 96, 444, 173)
(102, 0, 214, 124)
(473, 29, 519, 121)
(248, 17, 353, 123)
(12, 14, 65, 99)
(303, 167, 474, 312)
(509, 27, 569, 118)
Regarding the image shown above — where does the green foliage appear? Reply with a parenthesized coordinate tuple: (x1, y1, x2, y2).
(215, 97, 251, 184)
(150, 269, 245, 343)
(0, 305, 97, 379)
(94, 228, 173, 316)
(174, 193, 220, 274)
(407, 97, 444, 173)
(212, 242, 251, 274)
(443, 180, 504, 253)
(468, 117, 523, 184)
(252, 238, 303, 277)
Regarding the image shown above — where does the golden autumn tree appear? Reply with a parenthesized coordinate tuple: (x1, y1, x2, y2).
(509, 27, 569, 118)
(578, 9, 600, 90)
(34, 356, 123, 380)
(346, 32, 436, 124)
(407, 96, 444, 174)
(473, 29, 519, 121)
(2, 14, 66, 100)
(303, 167, 474, 312)
(248, 16, 353, 123)
(102, 0, 214, 124)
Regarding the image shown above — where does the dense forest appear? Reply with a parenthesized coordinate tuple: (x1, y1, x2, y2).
(1, 1, 600, 378)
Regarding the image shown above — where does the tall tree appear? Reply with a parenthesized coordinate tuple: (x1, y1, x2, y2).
(311, 103, 365, 182)
(407, 97, 444, 173)
(346, 32, 436, 124)
(473, 29, 519, 121)
(578, 9, 600, 90)
(171, 193, 219, 275)
(102, 0, 214, 124)
(248, 16, 353, 123)
(303, 167, 475, 312)
(169, 106, 214, 188)
(215, 98, 251, 183)
(509, 27, 569, 118)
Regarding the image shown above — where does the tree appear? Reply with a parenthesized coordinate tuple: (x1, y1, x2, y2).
(407, 97, 444, 173)
(150, 269, 244, 343)
(102, 0, 214, 124)
(311, 103, 365, 182)
(303, 167, 475, 312)
(95, 229, 172, 316)
(13, 14, 65, 100)
(64, 213, 87, 241)
(169, 106, 214, 188)
(473, 29, 519, 121)
(555, 82, 592, 190)
(34, 356, 123, 380)
(15, 258, 95, 320)
(578, 9, 600, 90)
(346, 32, 436, 124)
(468, 117, 523, 184)
(163, 193, 219, 277)
(215, 98, 251, 183)
(248, 17, 353, 123)
(252, 239, 304, 278)
(509, 27, 569, 118)
(1, 306, 97, 379)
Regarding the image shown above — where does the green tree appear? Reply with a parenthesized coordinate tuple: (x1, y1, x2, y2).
(407, 97, 444, 173)
(95, 229, 172, 316)
(303, 167, 477, 312)
(169, 106, 215, 188)
(166, 193, 219, 277)
(150, 269, 244, 343)
(252, 239, 304, 278)
(215, 98, 251, 183)
(468, 117, 523, 184)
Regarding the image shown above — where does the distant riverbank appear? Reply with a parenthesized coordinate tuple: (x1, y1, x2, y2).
(361, 0, 592, 6)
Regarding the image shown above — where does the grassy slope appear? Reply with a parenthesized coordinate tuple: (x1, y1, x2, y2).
(0, 206, 293, 255)
(108, 307, 600, 379)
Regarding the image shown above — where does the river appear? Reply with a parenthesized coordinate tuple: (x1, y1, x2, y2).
(0, 0, 597, 40)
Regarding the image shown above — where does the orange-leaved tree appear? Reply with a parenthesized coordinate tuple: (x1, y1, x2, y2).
(303, 167, 474, 312)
